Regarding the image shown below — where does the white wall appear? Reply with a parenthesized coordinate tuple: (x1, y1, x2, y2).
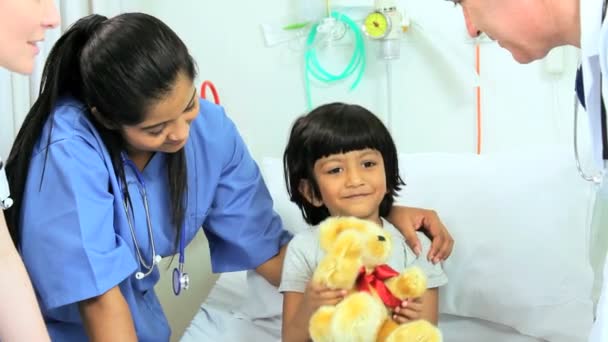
(0, 0, 587, 160)
(138, 0, 583, 161)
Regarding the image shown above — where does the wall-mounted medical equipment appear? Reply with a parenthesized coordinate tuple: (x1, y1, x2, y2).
(261, 2, 366, 109)
(358, 0, 479, 81)
(200, 80, 220, 105)
(304, 11, 366, 109)
(359, 0, 479, 134)
(362, 0, 403, 60)
(270, 0, 478, 126)
(360, 0, 404, 130)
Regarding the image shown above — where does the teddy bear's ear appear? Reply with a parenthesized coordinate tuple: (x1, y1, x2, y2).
(318, 217, 370, 251)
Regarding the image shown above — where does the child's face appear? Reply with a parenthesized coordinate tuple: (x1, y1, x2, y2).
(309, 148, 387, 224)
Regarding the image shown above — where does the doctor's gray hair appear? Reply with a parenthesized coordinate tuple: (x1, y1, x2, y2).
(6, 13, 196, 247)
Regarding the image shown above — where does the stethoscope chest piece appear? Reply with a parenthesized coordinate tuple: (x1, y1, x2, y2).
(172, 267, 189, 295)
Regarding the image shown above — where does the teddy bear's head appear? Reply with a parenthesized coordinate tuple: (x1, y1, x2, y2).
(318, 216, 392, 269)
(311, 217, 441, 342)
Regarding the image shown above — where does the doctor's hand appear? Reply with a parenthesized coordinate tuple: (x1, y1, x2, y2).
(388, 206, 454, 264)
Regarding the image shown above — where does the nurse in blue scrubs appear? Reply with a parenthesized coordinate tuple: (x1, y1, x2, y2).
(4, 12, 453, 341)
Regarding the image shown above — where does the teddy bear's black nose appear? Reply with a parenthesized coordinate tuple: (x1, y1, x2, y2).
(377, 235, 386, 242)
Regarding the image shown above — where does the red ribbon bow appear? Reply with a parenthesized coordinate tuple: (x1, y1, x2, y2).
(356, 264, 402, 309)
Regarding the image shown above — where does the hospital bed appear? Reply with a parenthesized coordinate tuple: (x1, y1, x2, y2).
(158, 148, 599, 342)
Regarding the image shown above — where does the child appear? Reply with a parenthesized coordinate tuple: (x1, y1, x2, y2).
(279, 102, 448, 342)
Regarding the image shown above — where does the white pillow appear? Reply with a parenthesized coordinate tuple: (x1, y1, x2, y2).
(396, 148, 595, 342)
(246, 149, 595, 342)
(261, 157, 311, 235)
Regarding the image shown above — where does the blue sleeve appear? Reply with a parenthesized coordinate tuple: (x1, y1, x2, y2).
(20, 137, 137, 310)
(203, 112, 292, 273)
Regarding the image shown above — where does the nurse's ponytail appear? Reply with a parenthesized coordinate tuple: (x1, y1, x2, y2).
(6, 13, 195, 248)
(6, 14, 108, 245)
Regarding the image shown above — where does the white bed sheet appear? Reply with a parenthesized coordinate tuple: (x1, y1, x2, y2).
(180, 272, 281, 342)
(182, 272, 546, 342)
(439, 314, 545, 342)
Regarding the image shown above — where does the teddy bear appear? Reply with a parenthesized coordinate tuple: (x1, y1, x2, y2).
(308, 216, 442, 342)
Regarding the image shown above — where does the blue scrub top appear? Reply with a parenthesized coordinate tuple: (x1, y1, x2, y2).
(19, 97, 292, 341)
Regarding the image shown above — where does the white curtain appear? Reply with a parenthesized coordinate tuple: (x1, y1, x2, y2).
(0, 0, 138, 159)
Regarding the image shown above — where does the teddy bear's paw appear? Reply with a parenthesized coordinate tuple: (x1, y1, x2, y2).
(309, 305, 336, 342)
(387, 266, 427, 299)
(385, 320, 442, 342)
(330, 292, 387, 342)
(313, 257, 361, 289)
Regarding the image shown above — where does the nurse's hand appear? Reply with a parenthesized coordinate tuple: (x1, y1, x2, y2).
(388, 206, 454, 264)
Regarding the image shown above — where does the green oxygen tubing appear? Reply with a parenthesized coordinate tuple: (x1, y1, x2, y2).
(304, 11, 366, 109)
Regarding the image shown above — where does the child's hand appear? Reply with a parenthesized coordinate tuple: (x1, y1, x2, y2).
(392, 297, 423, 324)
(302, 281, 347, 314)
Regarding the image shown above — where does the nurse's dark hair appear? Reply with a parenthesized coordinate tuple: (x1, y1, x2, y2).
(283, 102, 404, 226)
(5, 13, 196, 247)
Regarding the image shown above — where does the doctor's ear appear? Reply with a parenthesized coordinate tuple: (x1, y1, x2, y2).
(89, 107, 120, 130)
(298, 180, 324, 207)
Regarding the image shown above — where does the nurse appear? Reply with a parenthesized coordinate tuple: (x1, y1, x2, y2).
(4, 12, 453, 341)
(0, 0, 59, 341)
(447, 0, 606, 340)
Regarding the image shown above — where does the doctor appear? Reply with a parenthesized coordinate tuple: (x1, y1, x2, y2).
(448, 0, 607, 340)
(5, 12, 453, 341)
(0, 0, 59, 341)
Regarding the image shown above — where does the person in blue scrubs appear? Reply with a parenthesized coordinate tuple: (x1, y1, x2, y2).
(4, 12, 453, 341)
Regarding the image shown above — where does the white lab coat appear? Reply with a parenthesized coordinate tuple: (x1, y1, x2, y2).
(583, 0, 608, 340)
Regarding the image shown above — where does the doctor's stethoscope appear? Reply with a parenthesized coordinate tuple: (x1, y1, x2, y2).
(120, 153, 189, 296)
(574, 0, 608, 185)
(573, 92, 606, 185)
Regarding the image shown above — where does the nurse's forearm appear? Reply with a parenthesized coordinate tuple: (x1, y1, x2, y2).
(79, 286, 137, 342)
(0, 214, 50, 342)
(255, 244, 287, 287)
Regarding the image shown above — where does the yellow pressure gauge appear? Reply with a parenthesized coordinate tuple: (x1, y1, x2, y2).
(363, 11, 391, 39)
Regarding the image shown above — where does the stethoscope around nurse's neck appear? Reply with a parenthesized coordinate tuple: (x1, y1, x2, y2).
(119, 152, 189, 296)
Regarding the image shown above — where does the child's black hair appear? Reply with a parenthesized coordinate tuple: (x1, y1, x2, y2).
(283, 102, 404, 225)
